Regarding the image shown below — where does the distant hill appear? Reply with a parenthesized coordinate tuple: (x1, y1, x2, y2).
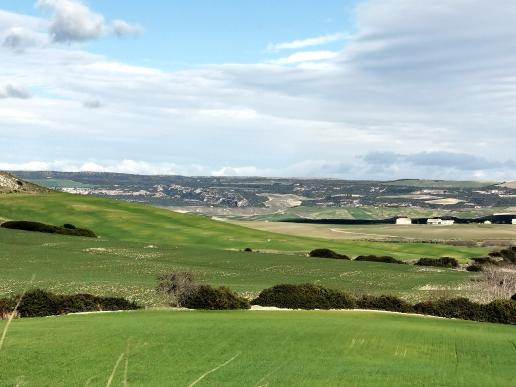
(498, 181, 516, 189)
(0, 171, 49, 194)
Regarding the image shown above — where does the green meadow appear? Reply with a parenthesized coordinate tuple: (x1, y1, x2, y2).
(0, 227, 475, 305)
(0, 193, 486, 258)
(0, 193, 487, 304)
(1, 310, 514, 386)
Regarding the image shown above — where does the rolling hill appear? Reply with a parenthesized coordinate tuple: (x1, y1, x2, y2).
(0, 171, 48, 194)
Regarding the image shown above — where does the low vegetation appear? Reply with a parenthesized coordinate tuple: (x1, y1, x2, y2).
(253, 283, 516, 324)
(157, 272, 249, 310)
(491, 246, 516, 264)
(415, 256, 459, 268)
(181, 285, 250, 310)
(1, 220, 96, 238)
(0, 289, 140, 318)
(253, 283, 355, 309)
(309, 248, 350, 260)
(355, 255, 405, 264)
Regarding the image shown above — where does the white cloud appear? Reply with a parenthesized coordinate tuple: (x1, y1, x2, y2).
(269, 50, 339, 65)
(1, 1, 516, 179)
(2, 26, 49, 51)
(267, 33, 348, 51)
(36, 0, 141, 42)
(112, 19, 143, 38)
(0, 84, 31, 99)
(83, 98, 101, 108)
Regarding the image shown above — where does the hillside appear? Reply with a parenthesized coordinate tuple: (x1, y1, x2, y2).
(0, 191, 486, 259)
(499, 181, 516, 189)
(0, 171, 48, 194)
(10, 171, 515, 215)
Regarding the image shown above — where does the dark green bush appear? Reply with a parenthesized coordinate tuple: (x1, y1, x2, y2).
(356, 294, 413, 313)
(244, 247, 253, 252)
(484, 300, 516, 324)
(413, 298, 487, 321)
(471, 256, 499, 265)
(181, 285, 250, 310)
(17, 289, 60, 317)
(415, 257, 459, 268)
(62, 223, 77, 229)
(0, 289, 140, 318)
(354, 255, 405, 264)
(309, 249, 350, 260)
(252, 284, 355, 310)
(1, 221, 96, 238)
(466, 264, 482, 272)
(497, 247, 516, 264)
(512, 293, 516, 301)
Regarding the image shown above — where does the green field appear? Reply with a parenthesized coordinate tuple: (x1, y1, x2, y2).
(0, 193, 487, 258)
(0, 193, 488, 304)
(0, 227, 477, 305)
(234, 221, 516, 243)
(1, 310, 514, 386)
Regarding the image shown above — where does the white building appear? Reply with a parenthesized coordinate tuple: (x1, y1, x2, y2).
(512, 219, 516, 225)
(427, 218, 455, 225)
(396, 217, 412, 225)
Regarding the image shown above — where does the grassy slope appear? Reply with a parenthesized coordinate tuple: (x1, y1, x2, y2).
(0, 193, 486, 259)
(1, 310, 515, 386)
(0, 228, 474, 304)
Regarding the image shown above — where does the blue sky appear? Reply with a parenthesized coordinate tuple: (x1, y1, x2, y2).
(4, 0, 358, 68)
(1, 1, 516, 180)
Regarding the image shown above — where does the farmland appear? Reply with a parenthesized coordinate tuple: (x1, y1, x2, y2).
(233, 221, 516, 243)
(0, 227, 477, 305)
(1, 310, 515, 386)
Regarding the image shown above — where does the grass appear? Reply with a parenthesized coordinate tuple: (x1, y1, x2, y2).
(0, 310, 514, 386)
(0, 228, 476, 305)
(0, 193, 487, 259)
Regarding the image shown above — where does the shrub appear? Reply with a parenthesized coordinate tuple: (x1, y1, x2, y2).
(252, 284, 355, 310)
(356, 294, 413, 313)
(415, 257, 459, 268)
(498, 247, 516, 264)
(512, 293, 516, 301)
(414, 298, 486, 321)
(484, 300, 516, 324)
(0, 220, 96, 238)
(466, 264, 482, 272)
(181, 285, 250, 310)
(472, 256, 499, 266)
(0, 297, 16, 319)
(244, 247, 253, 252)
(1, 289, 140, 318)
(62, 223, 77, 229)
(309, 249, 350, 260)
(157, 271, 196, 307)
(17, 289, 60, 317)
(354, 255, 405, 264)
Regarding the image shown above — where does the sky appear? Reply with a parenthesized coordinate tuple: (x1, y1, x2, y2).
(0, 0, 515, 180)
